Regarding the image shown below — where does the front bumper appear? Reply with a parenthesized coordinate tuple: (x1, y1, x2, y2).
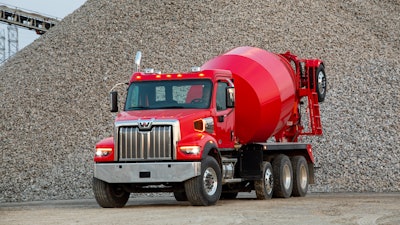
(94, 162, 201, 183)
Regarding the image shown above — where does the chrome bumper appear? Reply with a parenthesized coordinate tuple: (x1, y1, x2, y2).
(94, 162, 201, 183)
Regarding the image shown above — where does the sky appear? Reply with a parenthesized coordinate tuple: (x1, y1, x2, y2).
(0, 0, 86, 58)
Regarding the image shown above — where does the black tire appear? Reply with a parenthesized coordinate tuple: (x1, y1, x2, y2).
(92, 177, 130, 208)
(184, 156, 222, 206)
(173, 191, 188, 201)
(272, 154, 293, 198)
(291, 156, 309, 197)
(315, 65, 327, 102)
(254, 161, 274, 200)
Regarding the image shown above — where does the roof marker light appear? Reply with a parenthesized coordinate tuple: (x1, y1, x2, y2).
(144, 68, 154, 74)
(177, 74, 183, 78)
(199, 73, 205, 77)
(191, 66, 201, 72)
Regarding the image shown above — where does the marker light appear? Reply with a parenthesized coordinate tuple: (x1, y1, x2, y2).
(194, 117, 214, 133)
(136, 75, 142, 80)
(177, 74, 183, 78)
(191, 66, 201, 72)
(199, 73, 205, 77)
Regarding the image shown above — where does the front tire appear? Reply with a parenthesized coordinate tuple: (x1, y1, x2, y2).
(272, 154, 293, 198)
(92, 177, 130, 208)
(291, 156, 309, 197)
(184, 156, 222, 206)
(255, 161, 274, 200)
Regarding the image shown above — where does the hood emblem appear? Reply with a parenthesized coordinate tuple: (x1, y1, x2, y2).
(138, 119, 153, 130)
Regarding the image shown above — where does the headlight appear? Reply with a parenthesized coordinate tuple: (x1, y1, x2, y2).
(95, 148, 112, 157)
(179, 146, 201, 155)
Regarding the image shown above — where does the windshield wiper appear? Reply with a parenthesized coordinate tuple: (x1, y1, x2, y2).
(155, 106, 185, 109)
(126, 106, 151, 110)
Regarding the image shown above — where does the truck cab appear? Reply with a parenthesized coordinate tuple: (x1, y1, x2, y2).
(93, 69, 236, 207)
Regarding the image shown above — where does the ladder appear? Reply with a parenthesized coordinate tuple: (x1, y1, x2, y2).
(308, 92, 322, 135)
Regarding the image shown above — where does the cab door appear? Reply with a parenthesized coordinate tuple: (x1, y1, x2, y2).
(213, 79, 235, 149)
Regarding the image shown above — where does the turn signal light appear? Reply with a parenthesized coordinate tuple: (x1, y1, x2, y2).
(194, 117, 214, 133)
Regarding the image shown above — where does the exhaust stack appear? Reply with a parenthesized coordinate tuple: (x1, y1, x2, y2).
(135, 51, 142, 72)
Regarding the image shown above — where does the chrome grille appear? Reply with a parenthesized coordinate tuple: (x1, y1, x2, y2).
(118, 125, 172, 161)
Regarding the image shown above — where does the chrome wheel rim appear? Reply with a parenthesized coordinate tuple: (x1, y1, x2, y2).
(283, 164, 292, 190)
(299, 164, 308, 190)
(265, 167, 273, 195)
(317, 71, 326, 95)
(203, 167, 218, 196)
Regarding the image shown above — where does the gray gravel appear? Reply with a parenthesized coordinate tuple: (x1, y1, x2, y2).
(0, 0, 399, 202)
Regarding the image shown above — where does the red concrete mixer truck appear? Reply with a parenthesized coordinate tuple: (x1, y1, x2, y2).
(92, 46, 327, 207)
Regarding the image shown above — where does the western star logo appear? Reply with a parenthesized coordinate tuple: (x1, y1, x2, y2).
(138, 119, 154, 130)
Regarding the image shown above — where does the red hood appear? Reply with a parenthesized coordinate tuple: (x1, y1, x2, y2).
(116, 109, 211, 123)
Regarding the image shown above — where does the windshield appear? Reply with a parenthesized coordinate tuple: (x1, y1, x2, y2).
(125, 79, 213, 110)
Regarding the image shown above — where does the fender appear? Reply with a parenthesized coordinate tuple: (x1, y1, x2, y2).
(306, 59, 324, 68)
(202, 139, 220, 159)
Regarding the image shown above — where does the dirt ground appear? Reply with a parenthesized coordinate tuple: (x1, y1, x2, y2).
(1, 193, 399, 225)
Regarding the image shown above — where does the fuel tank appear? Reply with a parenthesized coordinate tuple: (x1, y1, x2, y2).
(201, 46, 296, 143)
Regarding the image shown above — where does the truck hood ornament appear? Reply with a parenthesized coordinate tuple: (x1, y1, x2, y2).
(138, 119, 154, 130)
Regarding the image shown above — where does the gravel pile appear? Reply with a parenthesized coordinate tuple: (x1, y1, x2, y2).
(1, 0, 399, 202)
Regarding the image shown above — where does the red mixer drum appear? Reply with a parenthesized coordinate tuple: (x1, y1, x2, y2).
(202, 46, 296, 143)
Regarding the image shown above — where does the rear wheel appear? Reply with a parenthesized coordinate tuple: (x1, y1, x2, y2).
(291, 156, 309, 197)
(255, 161, 273, 200)
(272, 154, 293, 198)
(184, 156, 222, 206)
(92, 177, 130, 208)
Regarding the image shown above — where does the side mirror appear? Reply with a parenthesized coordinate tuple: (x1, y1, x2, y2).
(110, 91, 118, 112)
(226, 87, 235, 108)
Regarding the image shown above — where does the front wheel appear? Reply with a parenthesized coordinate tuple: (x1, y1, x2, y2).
(184, 156, 222, 206)
(92, 177, 130, 208)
